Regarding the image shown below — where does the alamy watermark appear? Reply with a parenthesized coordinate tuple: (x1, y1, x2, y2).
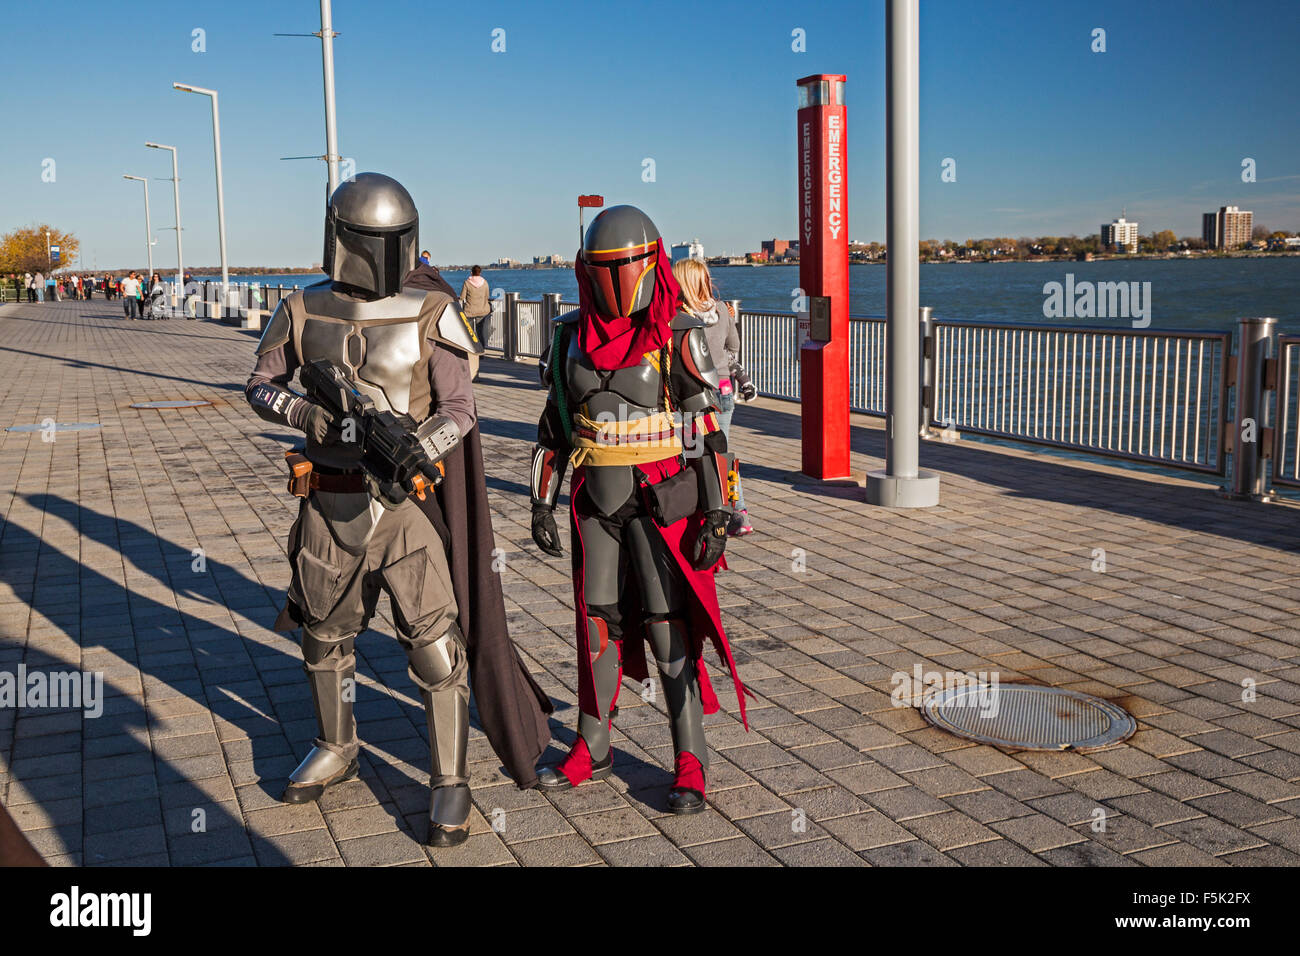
(1042, 273, 1151, 328)
(0, 665, 103, 718)
(891, 663, 1001, 718)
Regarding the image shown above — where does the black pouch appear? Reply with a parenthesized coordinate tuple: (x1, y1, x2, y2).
(638, 465, 698, 527)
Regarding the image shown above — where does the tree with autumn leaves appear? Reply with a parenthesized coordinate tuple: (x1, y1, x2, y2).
(0, 225, 80, 274)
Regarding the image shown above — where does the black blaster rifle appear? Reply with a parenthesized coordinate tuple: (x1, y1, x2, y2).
(299, 359, 460, 506)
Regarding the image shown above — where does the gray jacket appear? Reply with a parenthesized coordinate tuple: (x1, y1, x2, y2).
(691, 300, 740, 381)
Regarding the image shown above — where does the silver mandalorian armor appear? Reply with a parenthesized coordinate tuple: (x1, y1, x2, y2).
(246, 172, 483, 846)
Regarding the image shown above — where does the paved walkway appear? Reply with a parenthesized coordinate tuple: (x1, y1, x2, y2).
(1, 300, 1298, 867)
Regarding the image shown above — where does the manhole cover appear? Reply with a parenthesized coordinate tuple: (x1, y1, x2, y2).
(6, 422, 102, 433)
(921, 684, 1135, 751)
(129, 400, 212, 408)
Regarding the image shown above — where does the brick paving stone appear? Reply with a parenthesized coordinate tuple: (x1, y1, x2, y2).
(683, 836, 780, 867)
(3, 301, 1299, 867)
(336, 830, 428, 866)
(946, 839, 1047, 866)
(991, 814, 1088, 853)
(594, 833, 691, 866)
(860, 840, 957, 866)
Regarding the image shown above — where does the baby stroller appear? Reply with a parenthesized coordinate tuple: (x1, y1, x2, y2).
(142, 284, 168, 320)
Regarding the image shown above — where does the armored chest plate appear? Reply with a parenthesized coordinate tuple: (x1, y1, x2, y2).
(565, 340, 664, 416)
(296, 285, 430, 414)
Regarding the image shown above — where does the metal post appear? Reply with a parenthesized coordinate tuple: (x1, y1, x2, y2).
(123, 175, 153, 278)
(867, 0, 939, 508)
(1222, 316, 1278, 501)
(542, 292, 561, 329)
(504, 291, 519, 361)
(320, 0, 340, 195)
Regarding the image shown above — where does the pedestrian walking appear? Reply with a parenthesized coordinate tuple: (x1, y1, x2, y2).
(672, 257, 756, 536)
(459, 265, 492, 344)
(34, 272, 45, 303)
(24, 272, 35, 303)
(120, 272, 140, 319)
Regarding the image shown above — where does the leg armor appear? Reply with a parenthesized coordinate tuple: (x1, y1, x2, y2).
(536, 512, 624, 791)
(282, 625, 361, 804)
(626, 516, 708, 814)
(407, 623, 472, 846)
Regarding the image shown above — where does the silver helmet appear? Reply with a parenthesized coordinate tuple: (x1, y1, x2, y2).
(323, 172, 419, 297)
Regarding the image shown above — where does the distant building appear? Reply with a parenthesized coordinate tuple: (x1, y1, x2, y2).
(761, 239, 799, 261)
(1100, 212, 1139, 253)
(495, 257, 517, 267)
(671, 239, 704, 263)
(1202, 206, 1253, 249)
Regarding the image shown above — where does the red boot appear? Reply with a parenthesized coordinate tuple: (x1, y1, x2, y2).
(536, 736, 613, 791)
(667, 751, 706, 814)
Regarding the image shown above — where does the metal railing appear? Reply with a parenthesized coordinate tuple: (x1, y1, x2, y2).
(441, 288, 1300, 501)
(930, 322, 1231, 473)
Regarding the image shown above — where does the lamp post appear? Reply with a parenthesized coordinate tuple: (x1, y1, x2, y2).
(123, 175, 154, 276)
(145, 142, 184, 301)
(173, 83, 229, 306)
(865, 0, 940, 507)
(320, 0, 340, 195)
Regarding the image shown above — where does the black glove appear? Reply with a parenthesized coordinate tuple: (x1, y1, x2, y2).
(531, 503, 563, 557)
(303, 404, 339, 445)
(692, 509, 730, 570)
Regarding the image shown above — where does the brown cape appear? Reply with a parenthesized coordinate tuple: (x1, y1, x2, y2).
(404, 265, 554, 788)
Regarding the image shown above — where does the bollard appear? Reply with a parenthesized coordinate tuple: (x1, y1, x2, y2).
(1223, 316, 1278, 501)
(503, 291, 519, 362)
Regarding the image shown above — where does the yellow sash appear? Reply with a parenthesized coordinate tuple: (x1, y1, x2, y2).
(569, 410, 683, 469)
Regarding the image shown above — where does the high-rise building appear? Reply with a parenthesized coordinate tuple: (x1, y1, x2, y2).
(1101, 212, 1139, 253)
(1202, 206, 1253, 249)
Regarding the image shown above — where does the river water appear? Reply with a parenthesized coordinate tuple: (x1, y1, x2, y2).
(200, 257, 1300, 333)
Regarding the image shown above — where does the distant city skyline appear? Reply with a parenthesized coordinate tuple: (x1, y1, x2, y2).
(1, 0, 1297, 269)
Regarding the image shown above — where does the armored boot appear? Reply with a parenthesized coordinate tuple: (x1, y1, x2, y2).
(648, 618, 708, 814)
(283, 628, 361, 804)
(538, 615, 621, 791)
(408, 624, 472, 847)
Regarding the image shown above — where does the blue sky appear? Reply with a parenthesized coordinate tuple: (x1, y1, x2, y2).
(2, 0, 1296, 270)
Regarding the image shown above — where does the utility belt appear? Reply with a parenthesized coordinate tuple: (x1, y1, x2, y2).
(568, 410, 684, 469)
(284, 451, 441, 501)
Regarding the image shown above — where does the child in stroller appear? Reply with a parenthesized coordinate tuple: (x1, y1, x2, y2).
(142, 273, 167, 319)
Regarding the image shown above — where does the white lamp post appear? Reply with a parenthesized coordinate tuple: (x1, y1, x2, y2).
(173, 83, 230, 308)
(123, 175, 154, 276)
(145, 142, 184, 301)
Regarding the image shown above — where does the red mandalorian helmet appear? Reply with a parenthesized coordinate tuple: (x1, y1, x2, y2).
(580, 205, 661, 317)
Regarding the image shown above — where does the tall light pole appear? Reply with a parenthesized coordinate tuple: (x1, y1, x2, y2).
(275, 0, 342, 200)
(320, 0, 340, 196)
(866, 0, 939, 508)
(145, 142, 184, 300)
(123, 175, 154, 276)
(174, 83, 230, 306)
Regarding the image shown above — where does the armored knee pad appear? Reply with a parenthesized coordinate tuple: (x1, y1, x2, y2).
(406, 621, 468, 693)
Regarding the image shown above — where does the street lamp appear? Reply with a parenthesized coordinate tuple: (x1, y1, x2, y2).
(123, 175, 154, 276)
(145, 142, 184, 303)
(173, 82, 230, 308)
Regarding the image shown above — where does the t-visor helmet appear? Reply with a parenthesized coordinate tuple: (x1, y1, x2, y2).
(580, 204, 661, 317)
(323, 172, 419, 298)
